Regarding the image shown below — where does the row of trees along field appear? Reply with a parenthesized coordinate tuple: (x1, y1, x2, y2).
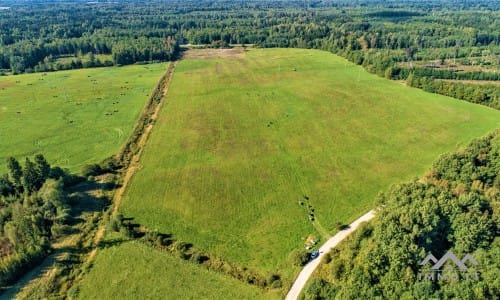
(0, 0, 497, 108)
(306, 129, 499, 299)
(0, 155, 78, 286)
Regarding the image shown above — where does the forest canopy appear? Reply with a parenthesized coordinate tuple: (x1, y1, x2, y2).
(0, 155, 75, 286)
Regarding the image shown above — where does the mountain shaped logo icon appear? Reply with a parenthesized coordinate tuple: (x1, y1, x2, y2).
(420, 251, 479, 271)
(420, 253, 438, 265)
(461, 254, 479, 266)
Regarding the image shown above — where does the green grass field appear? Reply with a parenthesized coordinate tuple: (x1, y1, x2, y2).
(73, 233, 273, 300)
(116, 48, 498, 286)
(0, 64, 167, 173)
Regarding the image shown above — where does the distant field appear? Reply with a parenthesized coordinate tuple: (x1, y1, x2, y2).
(73, 234, 274, 299)
(119, 48, 499, 285)
(0, 64, 166, 173)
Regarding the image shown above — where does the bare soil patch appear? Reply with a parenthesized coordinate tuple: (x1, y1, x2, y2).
(0, 81, 15, 88)
(182, 47, 245, 60)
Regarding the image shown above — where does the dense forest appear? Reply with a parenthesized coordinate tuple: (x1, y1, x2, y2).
(0, 155, 75, 286)
(0, 154, 116, 290)
(0, 0, 498, 107)
(306, 129, 499, 299)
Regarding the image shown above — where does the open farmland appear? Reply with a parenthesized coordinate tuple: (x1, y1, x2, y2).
(0, 0, 499, 298)
(0, 64, 167, 173)
(118, 48, 499, 288)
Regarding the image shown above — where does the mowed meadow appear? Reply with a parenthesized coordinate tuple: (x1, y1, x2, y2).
(72, 49, 500, 299)
(114, 48, 499, 287)
(0, 64, 167, 173)
(74, 233, 274, 299)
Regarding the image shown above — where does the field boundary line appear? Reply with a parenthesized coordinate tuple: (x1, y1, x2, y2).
(111, 61, 177, 217)
(86, 62, 177, 266)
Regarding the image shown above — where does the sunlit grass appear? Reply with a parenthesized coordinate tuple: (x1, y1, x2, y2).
(120, 48, 499, 284)
(0, 63, 167, 173)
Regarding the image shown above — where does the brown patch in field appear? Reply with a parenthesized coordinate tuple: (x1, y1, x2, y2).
(0, 81, 15, 88)
(305, 235, 318, 247)
(372, 163, 386, 174)
(256, 168, 271, 180)
(237, 56, 250, 68)
(182, 47, 245, 60)
(215, 62, 225, 74)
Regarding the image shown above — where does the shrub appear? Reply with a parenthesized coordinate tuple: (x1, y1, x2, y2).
(267, 273, 282, 288)
(330, 260, 345, 281)
(357, 222, 374, 239)
(50, 224, 72, 238)
(108, 218, 120, 232)
(173, 241, 188, 252)
(103, 181, 116, 190)
(82, 164, 103, 177)
(48, 166, 65, 180)
(61, 173, 84, 187)
(305, 279, 337, 300)
(189, 252, 203, 264)
(119, 226, 135, 238)
(271, 279, 283, 289)
(143, 230, 158, 241)
(101, 157, 121, 172)
(289, 249, 310, 266)
(321, 252, 332, 264)
(159, 236, 172, 246)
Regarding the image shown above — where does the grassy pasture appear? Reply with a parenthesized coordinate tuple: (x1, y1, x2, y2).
(73, 234, 273, 299)
(119, 48, 499, 284)
(0, 64, 166, 173)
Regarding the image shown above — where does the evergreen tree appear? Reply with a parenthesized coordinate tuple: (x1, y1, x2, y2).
(34, 154, 51, 183)
(7, 157, 23, 193)
(22, 158, 40, 195)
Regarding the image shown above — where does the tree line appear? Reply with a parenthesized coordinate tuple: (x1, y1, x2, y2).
(406, 75, 499, 109)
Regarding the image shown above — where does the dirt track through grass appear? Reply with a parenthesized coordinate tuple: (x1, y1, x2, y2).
(182, 47, 245, 60)
(87, 62, 177, 265)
